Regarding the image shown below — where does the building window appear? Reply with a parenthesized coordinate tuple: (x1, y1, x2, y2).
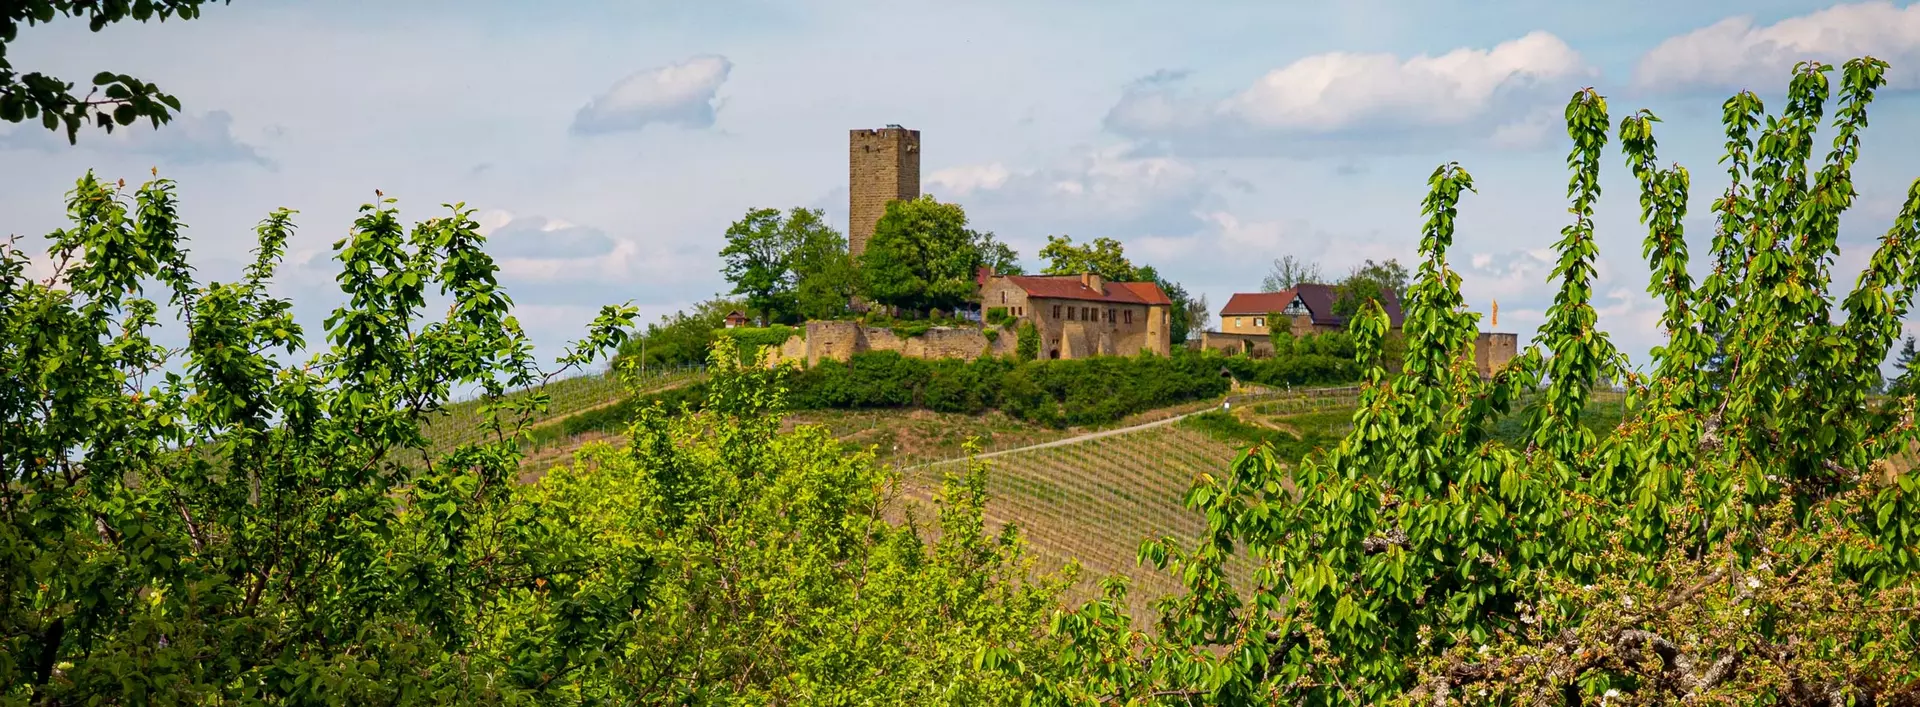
(1124, 310, 1133, 325)
(1067, 307, 1075, 321)
(1083, 307, 1092, 320)
(1235, 317, 1243, 329)
(1000, 292, 1006, 304)
(1107, 308, 1115, 323)
(1053, 304, 1061, 319)
(1255, 317, 1265, 328)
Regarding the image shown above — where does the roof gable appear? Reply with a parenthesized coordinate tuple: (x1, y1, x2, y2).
(1220, 283, 1405, 328)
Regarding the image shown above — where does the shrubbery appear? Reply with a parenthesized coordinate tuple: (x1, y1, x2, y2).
(570, 347, 1311, 435)
(1217, 351, 1360, 388)
(716, 324, 801, 354)
(788, 349, 1257, 427)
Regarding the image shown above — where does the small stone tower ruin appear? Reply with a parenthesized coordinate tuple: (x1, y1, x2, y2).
(848, 126, 920, 259)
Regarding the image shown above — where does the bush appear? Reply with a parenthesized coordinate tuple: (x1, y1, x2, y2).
(1218, 352, 1361, 388)
(716, 325, 801, 358)
(1015, 321, 1039, 361)
(985, 307, 1013, 326)
(998, 351, 1230, 428)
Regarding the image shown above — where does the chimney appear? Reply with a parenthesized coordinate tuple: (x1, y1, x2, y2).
(1081, 272, 1104, 294)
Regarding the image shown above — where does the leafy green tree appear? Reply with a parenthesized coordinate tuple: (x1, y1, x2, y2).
(2, 1, 229, 143)
(1006, 57, 1920, 704)
(1262, 255, 1325, 292)
(511, 338, 1067, 702)
(2, 173, 640, 702)
(1330, 258, 1410, 323)
(1039, 235, 1138, 280)
(719, 207, 822, 325)
(2, 174, 1065, 704)
(788, 210, 860, 320)
(1016, 320, 1040, 361)
(977, 231, 1025, 275)
(860, 195, 991, 315)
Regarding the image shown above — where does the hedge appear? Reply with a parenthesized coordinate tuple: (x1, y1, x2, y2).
(542, 347, 1364, 441)
(715, 325, 801, 355)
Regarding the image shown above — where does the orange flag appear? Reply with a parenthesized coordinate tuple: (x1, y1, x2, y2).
(1492, 299, 1499, 327)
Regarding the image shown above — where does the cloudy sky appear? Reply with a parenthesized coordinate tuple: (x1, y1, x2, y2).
(5, 0, 1920, 373)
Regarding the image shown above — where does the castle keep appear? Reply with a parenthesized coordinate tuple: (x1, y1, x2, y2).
(848, 126, 921, 259)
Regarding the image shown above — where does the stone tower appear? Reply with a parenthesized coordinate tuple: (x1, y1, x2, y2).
(848, 126, 920, 259)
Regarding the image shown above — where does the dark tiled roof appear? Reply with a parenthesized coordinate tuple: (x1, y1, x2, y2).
(1002, 275, 1171, 306)
(1220, 283, 1404, 327)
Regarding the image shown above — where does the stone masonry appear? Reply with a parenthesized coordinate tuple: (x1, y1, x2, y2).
(848, 127, 921, 259)
(771, 320, 1017, 367)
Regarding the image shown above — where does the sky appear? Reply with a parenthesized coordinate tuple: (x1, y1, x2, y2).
(5, 0, 1920, 375)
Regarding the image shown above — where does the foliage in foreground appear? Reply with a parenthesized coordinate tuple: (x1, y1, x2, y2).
(0, 180, 1060, 704)
(3, 0, 230, 143)
(1005, 58, 1920, 705)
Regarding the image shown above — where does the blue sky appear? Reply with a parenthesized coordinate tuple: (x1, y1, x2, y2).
(5, 0, 1920, 374)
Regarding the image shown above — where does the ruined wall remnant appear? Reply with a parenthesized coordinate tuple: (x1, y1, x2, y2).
(774, 321, 1000, 367)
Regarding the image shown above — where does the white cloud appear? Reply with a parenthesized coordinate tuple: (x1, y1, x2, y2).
(931, 143, 1238, 248)
(484, 215, 616, 260)
(1635, 1, 1920, 92)
(0, 110, 272, 168)
(926, 163, 1010, 195)
(570, 54, 734, 135)
(1105, 31, 1592, 155)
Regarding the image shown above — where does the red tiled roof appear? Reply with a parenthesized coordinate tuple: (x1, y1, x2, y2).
(1219, 292, 1296, 316)
(1003, 275, 1170, 306)
(1221, 283, 1404, 327)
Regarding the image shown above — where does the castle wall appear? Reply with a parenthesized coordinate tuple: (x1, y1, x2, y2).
(777, 321, 1000, 367)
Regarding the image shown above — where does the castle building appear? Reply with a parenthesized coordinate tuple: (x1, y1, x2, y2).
(848, 126, 921, 259)
(977, 268, 1171, 359)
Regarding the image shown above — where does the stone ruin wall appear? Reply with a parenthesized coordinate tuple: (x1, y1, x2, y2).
(766, 320, 1015, 368)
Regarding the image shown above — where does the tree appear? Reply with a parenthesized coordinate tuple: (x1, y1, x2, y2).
(976, 231, 1025, 275)
(1005, 58, 1920, 703)
(788, 210, 860, 320)
(860, 195, 991, 315)
(1330, 257, 1411, 323)
(2, 173, 639, 701)
(1261, 255, 1325, 292)
(2, 1, 229, 143)
(2, 175, 1064, 703)
(1185, 293, 1212, 336)
(1039, 235, 1138, 280)
(719, 207, 831, 325)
